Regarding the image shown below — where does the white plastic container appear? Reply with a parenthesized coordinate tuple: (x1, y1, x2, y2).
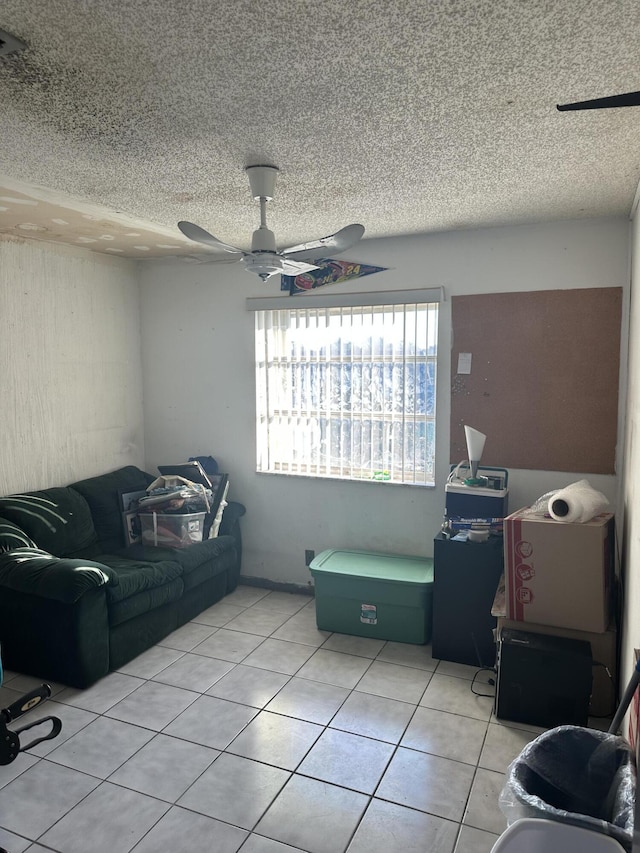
(138, 511, 206, 548)
(491, 818, 625, 853)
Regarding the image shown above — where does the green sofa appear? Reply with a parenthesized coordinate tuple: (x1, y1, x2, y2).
(0, 466, 245, 688)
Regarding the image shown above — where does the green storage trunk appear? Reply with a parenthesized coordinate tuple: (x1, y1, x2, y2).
(309, 549, 434, 644)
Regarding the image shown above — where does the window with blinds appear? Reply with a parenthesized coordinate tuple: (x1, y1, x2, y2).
(253, 295, 439, 486)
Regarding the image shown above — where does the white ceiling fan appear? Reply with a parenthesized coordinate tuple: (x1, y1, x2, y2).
(178, 165, 365, 281)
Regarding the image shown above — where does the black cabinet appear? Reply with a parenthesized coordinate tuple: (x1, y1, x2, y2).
(432, 533, 504, 667)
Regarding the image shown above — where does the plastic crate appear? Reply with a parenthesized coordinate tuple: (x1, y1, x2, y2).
(309, 549, 434, 644)
(139, 511, 206, 549)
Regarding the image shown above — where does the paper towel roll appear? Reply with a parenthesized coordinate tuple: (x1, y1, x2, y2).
(547, 479, 609, 523)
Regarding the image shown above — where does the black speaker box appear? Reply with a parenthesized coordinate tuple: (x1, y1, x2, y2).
(495, 628, 593, 729)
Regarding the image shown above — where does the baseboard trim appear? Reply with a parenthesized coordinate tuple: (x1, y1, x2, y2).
(239, 574, 314, 597)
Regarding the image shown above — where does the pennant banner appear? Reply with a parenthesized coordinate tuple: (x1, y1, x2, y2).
(281, 258, 388, 295)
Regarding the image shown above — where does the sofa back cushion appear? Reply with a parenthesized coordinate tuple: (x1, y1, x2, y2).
(70, 466, 154, 554)
(0, 489, 97, 557)
(0, 518, 37, 553)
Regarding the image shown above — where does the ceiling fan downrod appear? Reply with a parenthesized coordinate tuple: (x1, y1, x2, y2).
(251, 195, 277, 256)
(247, 165, 279, 258)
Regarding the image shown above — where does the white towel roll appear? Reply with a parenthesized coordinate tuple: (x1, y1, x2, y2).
(547, 479, 609, 523)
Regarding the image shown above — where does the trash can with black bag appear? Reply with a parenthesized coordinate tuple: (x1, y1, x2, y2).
(498, 725, 635, 851)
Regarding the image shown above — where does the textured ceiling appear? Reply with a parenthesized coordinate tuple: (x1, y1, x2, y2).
(1, 0, 640, 260)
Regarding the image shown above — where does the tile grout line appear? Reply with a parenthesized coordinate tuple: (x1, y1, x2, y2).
(1, 589, 506, 852)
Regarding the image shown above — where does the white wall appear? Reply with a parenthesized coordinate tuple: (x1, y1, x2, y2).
(140, 217, 629, 586)
(620, 211, 640, 703)
(0, 236, 145, 493)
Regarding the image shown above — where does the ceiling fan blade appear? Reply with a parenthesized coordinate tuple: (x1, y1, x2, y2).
(281, 223, 365, 261)
(557, 90, 640, 111)
(183, 253, 245, 265)
(279, 258, 320, 276)
(177, 221, 244, 256)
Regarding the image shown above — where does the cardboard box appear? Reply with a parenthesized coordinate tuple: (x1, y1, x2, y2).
(503, 509, 614, 633)
(496, 617, 617, 718)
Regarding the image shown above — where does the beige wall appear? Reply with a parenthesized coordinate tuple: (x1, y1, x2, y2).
(0, 236, 145, 493)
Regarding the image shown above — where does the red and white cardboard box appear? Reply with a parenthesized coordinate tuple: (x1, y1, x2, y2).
(503, 508, 614, 633)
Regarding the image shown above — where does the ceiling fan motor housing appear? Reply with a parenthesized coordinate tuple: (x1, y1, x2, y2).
(251, 225, 277, 253)
(244, 252, 283, 280)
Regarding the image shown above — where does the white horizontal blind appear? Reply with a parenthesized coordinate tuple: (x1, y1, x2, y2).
(255, 299, 438, 485)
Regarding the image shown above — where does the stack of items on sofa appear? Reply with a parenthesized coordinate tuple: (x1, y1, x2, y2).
(134, 462, 230, 549)
(493, 480, 616, 727)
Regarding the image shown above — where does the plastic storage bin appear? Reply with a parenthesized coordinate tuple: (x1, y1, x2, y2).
(499, 725, 635, 852)
(309, 549, 434, 644)
(139, 511, 206, 549)
(491, 818, 627, 852)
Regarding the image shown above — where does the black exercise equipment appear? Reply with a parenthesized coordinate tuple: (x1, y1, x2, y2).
(0, 683, 62, 765)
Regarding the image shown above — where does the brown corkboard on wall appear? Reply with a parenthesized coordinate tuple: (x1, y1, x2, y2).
(450, 288, 622, 474)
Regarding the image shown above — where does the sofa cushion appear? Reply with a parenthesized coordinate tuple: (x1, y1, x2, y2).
(97, 554, 183, 602)
(71, 465, 154, 554)
(177, 540, 238, 592)
(0, 488, 97, 557)
(96, 554, 184, 626)
(70, 466, 154, 555)
(0, 548, 115, 603)
(121, 535, 237, 591)
(0, 518, 37, 553)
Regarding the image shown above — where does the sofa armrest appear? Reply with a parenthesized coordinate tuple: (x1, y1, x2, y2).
(0, 548, 117, 604)
(218, 500, 246, 570)
(0, 548, 113, 687)
(219, 500, 246, 530)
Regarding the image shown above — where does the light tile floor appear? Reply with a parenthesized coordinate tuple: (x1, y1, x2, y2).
(0, 585, 556, 853)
